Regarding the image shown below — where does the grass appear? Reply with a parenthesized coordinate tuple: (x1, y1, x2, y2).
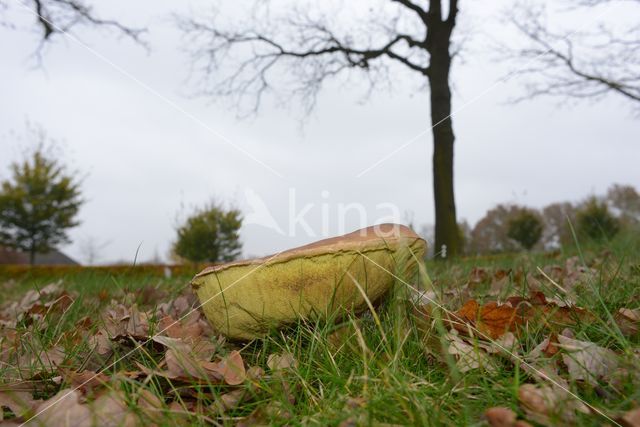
(1, 231, 639, 426)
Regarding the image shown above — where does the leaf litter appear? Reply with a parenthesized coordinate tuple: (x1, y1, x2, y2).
(0, 253, 638, 426)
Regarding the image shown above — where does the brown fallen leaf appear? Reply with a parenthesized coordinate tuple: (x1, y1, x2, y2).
(0, 391, 39, 420)
(267, 352, 299, 371)
(617, 407, 640, 427)
(88, 330, 113, 359)
(158, 312, 204, 342)
(210, 389, 247, 415)
(443, 292, 595, 342)
(206, 350, 246, 385)
(14, 346, 67, 377)
(101, 303, 150, 342)
(485, 407, 533, 427)
(149, 336, 242, 385)
(518, 383, 589, 426)
(446, 299, 520, 340)
(488, 269, 512, 296)
(237, 401, 292, 426)
(555, 334, 618, 385)
(59, 370, 110, 396)
(28, 389, 92, 427)
(161, 337, 221, 381)
(89, 389, 136, 427)
(469, 267, 489, 285)
(478, 332, 518, 355)
(614, 308, 640, 336)
(446, 330, 496, 373)
(28, 292, 75, 318)
(135, 388, 164, 423)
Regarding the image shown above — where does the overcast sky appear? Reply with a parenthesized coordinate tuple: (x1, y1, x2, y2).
(0, 0, 638, 264)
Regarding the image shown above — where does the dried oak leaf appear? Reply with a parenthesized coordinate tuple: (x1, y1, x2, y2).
(89, 389, 136, 427)
(518, 383, 589, 426)
(158, 313, 203, 341)
(0, 390, 39, 420)
(267, 352, 299, 371)
(555, 334, 618, 385)
(135, 389, 164, 424)
(210, 389, 247, 415)
(617, 407, 640, 427)
(614, 308, 640, 336)
(27, 389, 92, 426)
(150, 336, 243, 385)
(446, 330, 496, 373)
(447, 300, 520, 340)
(59, 369, 110, 396)
(485, 406, 533, 427)
(207, 350, 246, 385)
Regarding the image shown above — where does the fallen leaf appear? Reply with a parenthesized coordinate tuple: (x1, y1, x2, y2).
(617, 407, 640, 427)
(267, 352, 298, 371)
(135, 389, 164, 423)
(59, 370, 109, 395)
(90, 390, 136, 427)
(469, 267, 489, 285)
(163, 338, 215, 380)
(211, 389, 246, 414)
(88, 330, 113, 359)
(555, 334, 618, 385)
(518, 383, 589, 426)
(447, 300, 519, 340)
(150, 336, 240, 384)
(207, 350, 246, 385)
(479, 332, 518, 355)
(30, 389, 92, 427)
(485, 407, 518, 427)
(158, 313, 203, 341)
(614, 308, 640, 336)
(446, 330, 496, 373)
(0, 391, 38, 419)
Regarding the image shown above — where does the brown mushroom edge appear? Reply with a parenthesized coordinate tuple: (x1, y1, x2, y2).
(191, 223, 426, 286)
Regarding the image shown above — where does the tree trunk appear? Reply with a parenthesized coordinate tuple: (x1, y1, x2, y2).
(428, 24, 460, 258)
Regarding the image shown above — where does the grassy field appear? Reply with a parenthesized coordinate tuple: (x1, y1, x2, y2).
(1, 232, 639, 426)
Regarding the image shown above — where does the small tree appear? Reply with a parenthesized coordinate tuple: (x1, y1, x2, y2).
(173, 202, 243, 263)
(507, 209, 543, 250)
(576, 197, 619, 242)
(0, 146, 83, 264)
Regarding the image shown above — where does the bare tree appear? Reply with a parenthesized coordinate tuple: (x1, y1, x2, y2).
(177, 0, 463, 257)
(606, 183, 640, 225)
(1, 0, 146, 51)
(78, 235, 110, 265)
(541, 201, 577, 249)
(506, 1, 640, 108)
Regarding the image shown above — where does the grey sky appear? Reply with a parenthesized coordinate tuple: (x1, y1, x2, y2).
(0, 0, 638, 264)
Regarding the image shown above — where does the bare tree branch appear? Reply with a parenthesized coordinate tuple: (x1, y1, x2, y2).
(177, 2, 432, 116)
(390, 0, 429, 23)
(1, 0, 147, 51)
(505, 1, 640, 108)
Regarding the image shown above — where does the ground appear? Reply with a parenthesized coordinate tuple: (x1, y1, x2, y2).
(0, 231, 639, 426)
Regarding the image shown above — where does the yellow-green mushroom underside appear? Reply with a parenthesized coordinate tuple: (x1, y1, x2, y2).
(191, 223, 426, 340)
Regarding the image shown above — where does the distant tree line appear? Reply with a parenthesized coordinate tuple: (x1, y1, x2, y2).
(422, 184, 639, 256)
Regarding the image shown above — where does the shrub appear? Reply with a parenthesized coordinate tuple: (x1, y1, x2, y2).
(507, 209, 543, 250)
(173, 202, 243, 263)
(576, 197, 619, 241)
